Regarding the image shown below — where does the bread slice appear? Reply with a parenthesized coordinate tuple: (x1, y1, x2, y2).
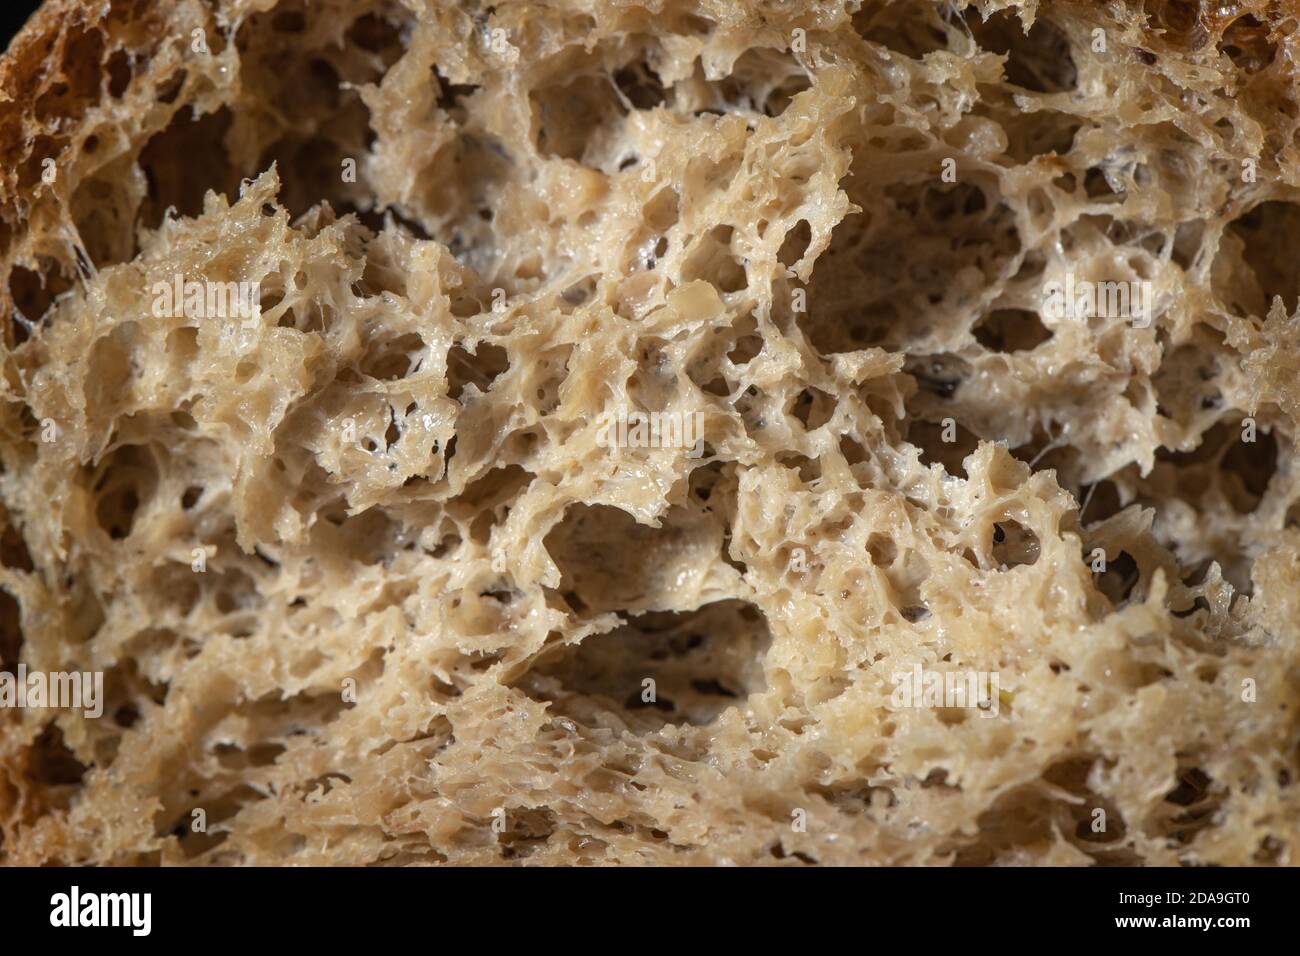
(0, 0, 1296, 865)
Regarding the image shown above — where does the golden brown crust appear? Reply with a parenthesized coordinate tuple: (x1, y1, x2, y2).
(0, 0, 1298, 866)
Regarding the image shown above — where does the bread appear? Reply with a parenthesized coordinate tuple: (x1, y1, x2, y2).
(0, 0, 1296, 866)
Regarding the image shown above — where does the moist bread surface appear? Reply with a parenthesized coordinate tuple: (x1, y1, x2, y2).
(0, 0, 1298, 865)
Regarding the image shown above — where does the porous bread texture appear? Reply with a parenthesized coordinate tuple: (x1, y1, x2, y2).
(0, 0, 1298, 866)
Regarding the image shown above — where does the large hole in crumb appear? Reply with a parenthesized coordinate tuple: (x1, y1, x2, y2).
(672, 48, 810, 118)
(965, 9, 1078, 93)
(682, 224, 747, 294)
(361, 331, 426, 382)
(991, 519, 1039, 568)
(778, 220, 812, 271)
(799, 178, 1020, 354)
(545, 502, 732, 617)
(0, 587, 22, 676)
(1094, 549, 1139, 607)
(138, 107, 239, 229)
(446, 342, 509, 402)
(791, 386, 835, 432)
(344, 10, 409, 68)
(854, 3, 950, 59)
(952, 785, 1057, 866)
(27, 725, 88, 807)
(86, 322, 140, 416)
(614, 57, 666, 110)
(91, 445, 158, 541)
(1219, 14, 1276, 73)
(8, 262, 72, 345)
(909, 417, 979, 479)
(532, 73, 627, 163)
(973, 308, 1052, 352)
(448, 464, 534, 545)
(1223, 201, 1300, 316)
(106, 48, 132, 98)
(1219, 425, 1277, 514)
(1158, 765, 1221, 846)
(520, 600, 770, 733)
(0, 524, 33, 573)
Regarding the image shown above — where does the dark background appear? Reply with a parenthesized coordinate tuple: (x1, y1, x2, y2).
(3, 2, 45, 55)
